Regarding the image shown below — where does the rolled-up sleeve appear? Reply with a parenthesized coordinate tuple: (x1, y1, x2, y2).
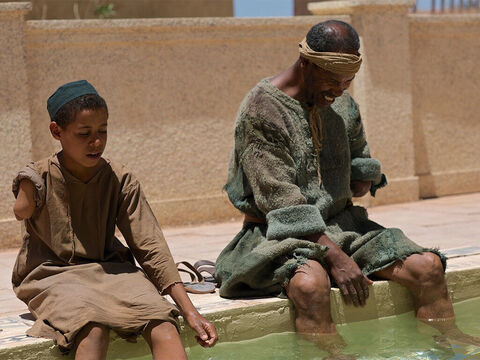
(12, 163, 46, 209)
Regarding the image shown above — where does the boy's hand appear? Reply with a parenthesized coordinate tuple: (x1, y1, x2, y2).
(14, 179, 36, 220)
(184, 310, 218, 347)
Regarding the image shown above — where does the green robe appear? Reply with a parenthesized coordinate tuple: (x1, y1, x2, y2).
(215, 78, 445, 298)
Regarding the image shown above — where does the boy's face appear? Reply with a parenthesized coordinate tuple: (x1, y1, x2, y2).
(50, 108, 108, 177)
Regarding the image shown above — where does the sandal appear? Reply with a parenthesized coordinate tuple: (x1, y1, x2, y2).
(193, 260, 217, 284)
(176, 261, 216, 294)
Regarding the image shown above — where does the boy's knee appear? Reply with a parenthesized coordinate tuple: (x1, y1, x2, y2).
(146, 320, 179, 342)
(82, 323, 110, 346)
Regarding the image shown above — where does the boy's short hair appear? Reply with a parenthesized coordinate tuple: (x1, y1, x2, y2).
(52, 94, 109, 129)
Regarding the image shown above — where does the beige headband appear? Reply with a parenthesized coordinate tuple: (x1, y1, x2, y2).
(298, 38, 362, 76)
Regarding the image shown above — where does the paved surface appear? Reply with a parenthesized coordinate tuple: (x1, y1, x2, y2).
(1, 193, 480, 351)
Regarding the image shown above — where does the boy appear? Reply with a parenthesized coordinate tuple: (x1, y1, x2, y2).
(12, 80, 217, 359)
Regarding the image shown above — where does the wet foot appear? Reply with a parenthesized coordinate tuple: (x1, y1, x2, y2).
(301, 332, 356, 359)
(435, 327, 480, 348)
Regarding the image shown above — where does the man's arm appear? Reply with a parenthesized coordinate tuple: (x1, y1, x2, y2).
(348, 109, 385, 197)
(306, 232, 373, 307)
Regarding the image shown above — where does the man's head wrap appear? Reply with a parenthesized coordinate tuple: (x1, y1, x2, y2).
(298, 38, 362, 77)
(47, 80, 99, 120)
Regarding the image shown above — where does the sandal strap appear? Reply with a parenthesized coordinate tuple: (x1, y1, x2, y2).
(196, 265, 215, 277)
(193, 259, 215, 269)
(176, 261, 204, 282)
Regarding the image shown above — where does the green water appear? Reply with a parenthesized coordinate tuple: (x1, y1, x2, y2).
(183, 297, 480, 360)
(107, 297, 480, 360)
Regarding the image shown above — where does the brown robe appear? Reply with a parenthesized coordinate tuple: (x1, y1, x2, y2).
(11, 154, 181, 349)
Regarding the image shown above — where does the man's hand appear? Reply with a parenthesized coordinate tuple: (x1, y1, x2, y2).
(308, 233, 373, 307)
(184, 310, 218, 348)
(350, 180, 371, 198)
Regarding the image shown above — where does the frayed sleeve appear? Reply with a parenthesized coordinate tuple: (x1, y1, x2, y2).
(239, 118, 326, 240)
(116, 175, 181, 293)
(12, 163, 46, 209)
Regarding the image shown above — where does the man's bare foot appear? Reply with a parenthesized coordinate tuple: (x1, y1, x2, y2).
(437, 327, 480, 348)
(422, 317, 480, 348)
(323, 354, 356, 360)
(301, 332, 356, 359)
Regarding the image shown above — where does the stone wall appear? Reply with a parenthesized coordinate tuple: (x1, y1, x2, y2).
(0, 0, 233, 19)
(0, 3, 32, 248)
(409, 14, 480, 198)
(1, 0, 479, 248)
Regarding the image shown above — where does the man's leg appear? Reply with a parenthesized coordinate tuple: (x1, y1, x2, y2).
(373, 252, 453, 320)
(373, 252, 479, 346)
(143, 320, 187, 360)
(286, 259, 335, 334)
(286, 260, 355, 358)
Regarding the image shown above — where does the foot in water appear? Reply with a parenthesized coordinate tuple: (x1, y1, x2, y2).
(435, 327, 480, 348)
(301, 332, 356, 360)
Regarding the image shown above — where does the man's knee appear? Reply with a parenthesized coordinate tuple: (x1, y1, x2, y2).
(287, 261, 331, 308)
(405, 252, 445, 288)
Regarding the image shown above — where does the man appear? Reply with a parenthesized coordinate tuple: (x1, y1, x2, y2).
(215, 20, 478, 355)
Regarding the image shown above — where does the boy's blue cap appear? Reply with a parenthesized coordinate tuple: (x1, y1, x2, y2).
(47, 80, 98, 120)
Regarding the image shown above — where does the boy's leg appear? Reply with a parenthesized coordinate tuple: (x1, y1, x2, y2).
(143, 320, 187, 360)
(75, 322, 110, 360)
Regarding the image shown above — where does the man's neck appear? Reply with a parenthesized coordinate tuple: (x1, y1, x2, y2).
(270, 59, 306, 103)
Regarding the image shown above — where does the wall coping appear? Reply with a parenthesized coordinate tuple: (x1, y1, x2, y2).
(410, 13, 480, 24)
(308, 0, 415, 15)
(0, 2, 32, 13)
(26, 15, 341, 32)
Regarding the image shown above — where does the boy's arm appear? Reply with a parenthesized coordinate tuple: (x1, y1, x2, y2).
(116, 175, 182, 293)
(13, 179, 36, 220)
(165, 282, 218, 347)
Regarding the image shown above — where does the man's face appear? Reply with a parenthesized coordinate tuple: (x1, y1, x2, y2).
(304, 63, 355, 108)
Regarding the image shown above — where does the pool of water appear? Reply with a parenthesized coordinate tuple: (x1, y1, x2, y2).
(181, 297, 480, 360)
(36, 297, 477, 360)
